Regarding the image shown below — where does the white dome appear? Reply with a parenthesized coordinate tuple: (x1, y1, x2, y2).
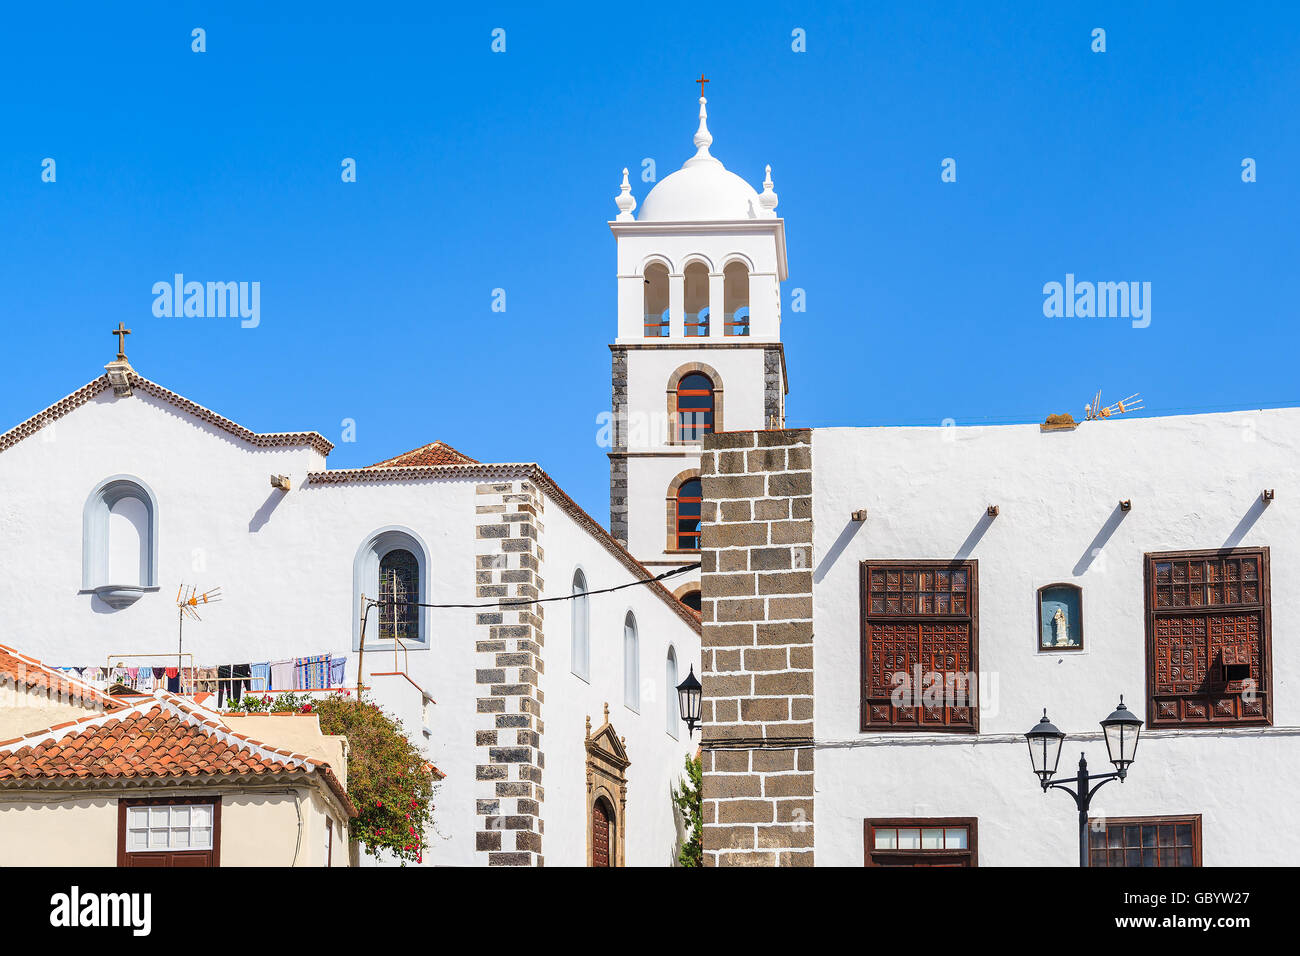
(639, 163, 761, 222)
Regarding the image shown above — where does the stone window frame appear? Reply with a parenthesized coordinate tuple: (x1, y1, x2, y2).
(585, 706, 630, 867)
(665, 467, 703, 554)
(666, 362, 724, 446)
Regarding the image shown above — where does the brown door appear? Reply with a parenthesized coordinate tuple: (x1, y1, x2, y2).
(592, 798, 613, 867)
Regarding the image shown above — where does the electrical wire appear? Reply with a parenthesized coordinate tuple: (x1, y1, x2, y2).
(366, 562, 701, 611)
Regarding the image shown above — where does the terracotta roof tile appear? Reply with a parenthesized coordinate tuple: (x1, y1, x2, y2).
(366, 440, 477, 468)
(0, 692, 356, 817)
(0, 644, 124, 712)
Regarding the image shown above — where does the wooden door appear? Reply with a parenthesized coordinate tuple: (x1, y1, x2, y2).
(592, 798, 612, 867)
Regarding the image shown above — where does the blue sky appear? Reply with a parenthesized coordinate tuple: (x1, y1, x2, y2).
(2, 2, 1297, 520)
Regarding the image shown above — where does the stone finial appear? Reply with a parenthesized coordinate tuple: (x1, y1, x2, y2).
(684, 97, 720, 168)
(585, 714, 592, 738)
(603, 701, 610, 724)
(614, 167, 637, 221)
(758, 164, 779, 217)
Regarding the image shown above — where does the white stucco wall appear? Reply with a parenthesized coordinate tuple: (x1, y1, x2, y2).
(0, 378, 700, 866)
(810, 409, 1300, 865)
(538, 500, 701, 867)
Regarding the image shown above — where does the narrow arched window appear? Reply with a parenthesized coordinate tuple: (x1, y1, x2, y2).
(624, 611, 640, 712)
(353, 528, 430, 649)
(644, 262, 669, 337)
(675, 478, 702, 550)
(684, 261, 710, 336)
(677, 372, 714, 441)
(571, 569, 590, 680)
(378, 549, 419, 643)
(665, 646, 679, 737)
(724, 261, 750, 336)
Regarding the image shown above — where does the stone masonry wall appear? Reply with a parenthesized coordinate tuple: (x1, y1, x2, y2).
(698, 428, 814, 866)
(474, 479, 546, 866)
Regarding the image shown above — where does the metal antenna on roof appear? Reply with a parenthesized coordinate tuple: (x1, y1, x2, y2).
(176, 584, 223, 692)
(1085, 390, 1143, 421)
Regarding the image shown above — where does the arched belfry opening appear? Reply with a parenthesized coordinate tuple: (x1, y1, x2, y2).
(644, 262, 669, 337)
(724, 260, 750, 336)
(684, 261, 710, 336)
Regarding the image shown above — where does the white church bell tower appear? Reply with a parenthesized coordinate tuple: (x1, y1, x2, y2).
(608, 88, 790, 611)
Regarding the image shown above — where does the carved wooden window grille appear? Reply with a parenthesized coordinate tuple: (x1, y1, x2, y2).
(1145, 549, 1270, 728)
(378, 548, 420, 643)
(860, 562, 978, 732)
(1087, 816, 1201, 867)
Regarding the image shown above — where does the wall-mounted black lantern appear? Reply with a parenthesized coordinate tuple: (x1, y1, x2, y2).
(676, 665, 702, 737)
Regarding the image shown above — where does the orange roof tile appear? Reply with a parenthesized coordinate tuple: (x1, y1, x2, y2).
(0, 644, 124, 712)
(366, 440, 477, 468)
(0, 692, 356, 817)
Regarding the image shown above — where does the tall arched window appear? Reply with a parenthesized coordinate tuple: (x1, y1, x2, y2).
(675, 478, 702, 550)
(83, 475, 159, 608)
(624, 611, 640, 712)
(571, 569, 590, 680)
(665, 646, 679, 737)
(676, 372, 714, 441)
(353, 527, 430, 649)
(378, 549, 419, 643)
(724, 260, 750, 336)
(644, 262, 669, 337)
(684, 261, 709, 336)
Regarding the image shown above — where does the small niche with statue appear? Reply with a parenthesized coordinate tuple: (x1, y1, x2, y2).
(1038, 583, 1084, 650)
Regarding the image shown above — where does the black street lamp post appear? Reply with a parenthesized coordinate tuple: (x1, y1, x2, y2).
(1025, 696, 1144, 867)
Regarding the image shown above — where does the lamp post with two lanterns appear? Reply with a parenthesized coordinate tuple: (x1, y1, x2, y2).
(1025, 696, 1144, 867)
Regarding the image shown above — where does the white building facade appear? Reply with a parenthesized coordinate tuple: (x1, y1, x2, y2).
(608, 96, 789, 609)
(0, 360, 701, 866)
(698, 413, 1300, 866)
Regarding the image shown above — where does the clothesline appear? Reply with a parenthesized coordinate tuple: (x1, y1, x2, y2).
(56, 653, 347, 706)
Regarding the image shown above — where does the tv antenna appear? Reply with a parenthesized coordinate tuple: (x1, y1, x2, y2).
(1084, 390, 1143, 421)
(176, 584, 223, 690)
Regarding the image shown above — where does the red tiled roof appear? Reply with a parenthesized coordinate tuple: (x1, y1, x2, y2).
(0, 693, 356, 817)
(0, 644, 123, 712)
(0, 373, 333, 458)
(366, 440, 477, 468)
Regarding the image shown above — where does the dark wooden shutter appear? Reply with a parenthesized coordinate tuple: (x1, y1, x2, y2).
(1146, 550, 1270, 727)
(861, 562, 978, 731)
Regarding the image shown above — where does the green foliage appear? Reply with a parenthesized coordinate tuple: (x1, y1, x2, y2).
(672, 752, 703, 867)
(239, 689, 437, 866)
